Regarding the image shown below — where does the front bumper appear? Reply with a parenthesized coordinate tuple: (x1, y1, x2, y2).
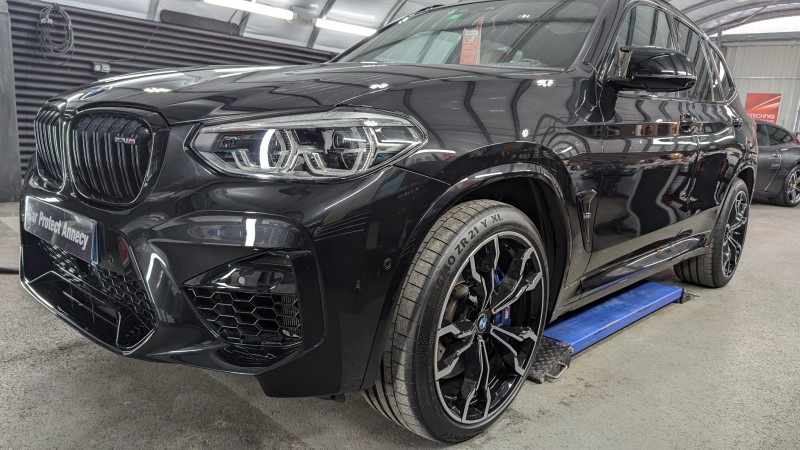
(20, 122, 449, 397)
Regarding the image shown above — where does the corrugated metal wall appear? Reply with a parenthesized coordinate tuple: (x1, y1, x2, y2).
(723, 43, 800, 131)
(9, 0, 333, 173)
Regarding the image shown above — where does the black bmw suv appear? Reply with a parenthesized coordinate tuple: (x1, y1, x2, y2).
(20, 0, 756, 442)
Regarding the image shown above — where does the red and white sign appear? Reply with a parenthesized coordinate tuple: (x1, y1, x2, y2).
(460, 18, 483, 65)
(745, 93, 782, 124)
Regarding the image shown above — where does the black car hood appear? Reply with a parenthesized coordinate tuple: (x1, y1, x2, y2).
(53, 63, 559, 123)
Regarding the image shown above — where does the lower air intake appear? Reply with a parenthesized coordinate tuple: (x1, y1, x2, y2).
(184, 253, 303, 363)
(185, 287, 302, 346)
(38, 240, 155, 349)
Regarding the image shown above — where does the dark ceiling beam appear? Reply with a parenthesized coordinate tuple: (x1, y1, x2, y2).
(381, 0, 409, 28)
(695, 0, 795, 25)
(712, 8, 800, 31)
(306, 0, 337, 48)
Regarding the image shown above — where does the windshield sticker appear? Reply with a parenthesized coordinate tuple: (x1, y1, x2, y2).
(460, 18, 483, 65)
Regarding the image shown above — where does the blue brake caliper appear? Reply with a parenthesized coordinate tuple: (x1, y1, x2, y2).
(492, 268, 511, 327)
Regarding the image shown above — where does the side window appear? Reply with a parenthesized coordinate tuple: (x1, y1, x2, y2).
(674, 20, 713, 101)
(706, 43, 734, 101)
(767, 125, 793, 145)
(616, 5, 673, 49)
(757, 125, 770, 147)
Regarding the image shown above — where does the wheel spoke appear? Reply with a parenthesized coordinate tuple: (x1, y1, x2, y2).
(478, 236, 501, 311)
(454, 340, 483, 422)
(468, 236, 501, 311)
(492, 269, 542, 315)
(722, 247, 732, 276)
(437, 333, 475, 380)
(728, 235, 743, 256)
(478, 338, 491, 418)
(489, 327, 537, 376)
(437, 320, 475, 340)
(468, 254, 488, 309)
(492, 325, 539, 344)
(730, 215, 747, 231)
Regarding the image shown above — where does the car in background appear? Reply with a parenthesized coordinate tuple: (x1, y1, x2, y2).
(754, 121, 800, 207)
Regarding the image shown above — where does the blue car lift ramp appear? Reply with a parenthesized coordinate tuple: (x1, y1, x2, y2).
(527, 281, 685, 383)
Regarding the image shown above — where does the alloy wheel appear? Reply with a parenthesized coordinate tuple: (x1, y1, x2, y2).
(722, 190, 749, 278)
(434, 231, 544, 425)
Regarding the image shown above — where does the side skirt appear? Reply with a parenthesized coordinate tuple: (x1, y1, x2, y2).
(550, 234, 708, 321)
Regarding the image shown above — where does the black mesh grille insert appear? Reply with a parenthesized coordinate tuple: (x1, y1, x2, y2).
(185, 287, 302, 347)
(70, 113, 152, 204)
(40, 241, 155, 349)
(34, 108, 64, 186)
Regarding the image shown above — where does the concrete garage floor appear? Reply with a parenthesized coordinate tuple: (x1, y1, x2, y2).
(1, 202, 798, 449)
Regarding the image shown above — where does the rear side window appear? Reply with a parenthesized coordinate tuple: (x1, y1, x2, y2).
(757, 125, 770, 147)
(767, 125, 794, 145)
(674, 20, 713, 101)
(615, 5, 673, 48)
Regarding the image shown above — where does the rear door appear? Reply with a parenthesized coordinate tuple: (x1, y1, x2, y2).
(673, 22, 746, 237)
(588, 2, 698, 274)
(755, 123, 796, 191)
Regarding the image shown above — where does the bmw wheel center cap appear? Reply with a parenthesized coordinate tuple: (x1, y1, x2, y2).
(477, 314, 488, 332)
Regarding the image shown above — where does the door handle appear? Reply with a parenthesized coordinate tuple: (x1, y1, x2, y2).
(732, 117, 744, 129)
(679, 114, 697, 133)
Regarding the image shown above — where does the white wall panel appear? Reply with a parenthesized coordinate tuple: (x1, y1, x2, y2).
(724, 43, 800, 131)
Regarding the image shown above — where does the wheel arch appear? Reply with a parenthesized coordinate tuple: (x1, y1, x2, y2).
(458, 176, 570, 322)
(738, 165, 755, 197)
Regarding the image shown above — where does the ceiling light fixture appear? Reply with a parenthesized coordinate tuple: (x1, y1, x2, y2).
(203, 0, 295, 21)
(315, 18, 376, 36)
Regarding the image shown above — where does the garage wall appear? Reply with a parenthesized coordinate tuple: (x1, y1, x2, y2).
(723, 43, 800, 132)
(9, 0, 334, 174)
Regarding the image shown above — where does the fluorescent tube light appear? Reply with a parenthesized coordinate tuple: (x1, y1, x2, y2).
(203, 0, 295, 21)
(315, 18, 376, 36)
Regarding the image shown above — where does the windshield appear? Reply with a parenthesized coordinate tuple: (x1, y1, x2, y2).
(337, 0, 602, 68)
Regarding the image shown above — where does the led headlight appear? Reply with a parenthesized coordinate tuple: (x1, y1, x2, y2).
(192, 110, 424, 179)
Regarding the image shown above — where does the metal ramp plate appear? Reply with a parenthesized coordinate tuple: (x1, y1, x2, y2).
(527, 281, 684, 382)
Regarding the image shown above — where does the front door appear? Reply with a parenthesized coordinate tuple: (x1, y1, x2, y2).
(588, 3, 699, 275)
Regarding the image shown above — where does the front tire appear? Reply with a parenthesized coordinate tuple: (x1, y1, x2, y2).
(364, 200, 548, 442)
(674, 178, 750, 288)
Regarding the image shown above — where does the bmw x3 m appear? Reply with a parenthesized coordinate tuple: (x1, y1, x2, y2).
(20, 0, 756, 442)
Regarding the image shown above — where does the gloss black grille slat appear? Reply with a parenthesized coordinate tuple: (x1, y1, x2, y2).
(34, 109, 64, 185)
(70, 113, 152, 204)
(109, 117, 131, 199)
